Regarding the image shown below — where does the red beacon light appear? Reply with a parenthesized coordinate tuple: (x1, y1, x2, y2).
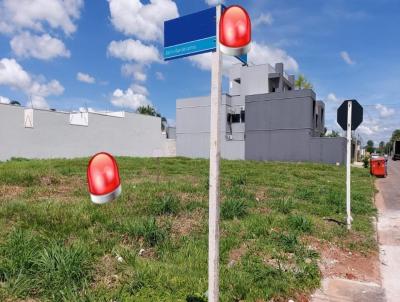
(219, 5, 251, 56)
(87, 152, 121, 204)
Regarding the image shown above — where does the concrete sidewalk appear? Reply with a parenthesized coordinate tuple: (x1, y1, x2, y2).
(311, 278, 384, 302)
(376, 159, 400, 302)
(312, 160, 400, 302)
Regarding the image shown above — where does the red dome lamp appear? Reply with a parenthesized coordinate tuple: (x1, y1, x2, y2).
(87, 152, 121, 204)
(219, 5, 251, 56)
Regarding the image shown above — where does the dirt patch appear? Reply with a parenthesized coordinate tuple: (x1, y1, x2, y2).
(250, 206, 271, 215)
(0, 185, 24, 200)
(255, 188, 268, 202)
(27, 176, 84, 202)
(304, 236, 381, 284)
(92, 254, 120, 289)
(170, 208, 204, 238)
(138, 247, 156, 259)
(228, 242, 251, 267)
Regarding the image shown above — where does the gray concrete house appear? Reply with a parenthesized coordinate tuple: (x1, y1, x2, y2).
(0, 103, 176, 161)
(176, 62, 346, 164)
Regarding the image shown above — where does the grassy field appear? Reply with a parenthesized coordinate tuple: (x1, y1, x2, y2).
(0, 157, 376, 302)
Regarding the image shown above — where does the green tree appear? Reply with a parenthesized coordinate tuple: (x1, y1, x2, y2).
(366, 140, 375, 154)
(325, 130, 340, 138)
(136, 105, 168, 131)
(295, 74, 313, 90)
(378, 141, 385, 155)
(385, 142, 393, 155)
(137, 105, 157, 116)
(10, 100, 21, 106)
(390, 129, 400, 143)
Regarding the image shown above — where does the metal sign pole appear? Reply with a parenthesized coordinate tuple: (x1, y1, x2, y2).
(208, 5, 222, 302)
(346, 101, 353, 230)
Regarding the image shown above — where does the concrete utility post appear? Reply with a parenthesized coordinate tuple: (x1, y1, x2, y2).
(208, 5, 222, 302)
(346, 101, 353, 230)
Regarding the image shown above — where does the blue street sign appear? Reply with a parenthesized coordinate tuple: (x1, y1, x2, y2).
(164, 6, 247, 64)
(236, 54, 247, 65)
(164, 7, 216, 61)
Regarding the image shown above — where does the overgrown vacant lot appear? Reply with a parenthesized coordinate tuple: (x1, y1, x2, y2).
(0, 157, 376, 302)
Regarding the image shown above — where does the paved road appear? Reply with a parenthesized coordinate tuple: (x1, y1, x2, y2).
(376, 159, 400, 302)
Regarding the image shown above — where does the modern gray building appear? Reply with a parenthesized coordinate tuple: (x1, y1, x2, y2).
(176, 63, 346, 164)
(0, 103, 176, 161)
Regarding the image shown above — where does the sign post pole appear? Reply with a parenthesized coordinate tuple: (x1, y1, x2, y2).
(337, 99, 363, 229)
(346, 101, 353, 230)
(208, 5, 222, 302)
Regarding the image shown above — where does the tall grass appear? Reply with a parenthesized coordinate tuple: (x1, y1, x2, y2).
(0, 157, 376, 301)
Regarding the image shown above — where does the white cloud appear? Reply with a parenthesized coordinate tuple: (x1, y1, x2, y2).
(188, 41, 299, 73)
(107, 39, 161, 64)
(340, 51, 355, 65)
(0, 95, 11, 104)
(376, 104, 395, 118)
(130, 83, 148, 96)
(121, 64, 147, 82)
(0, 58, 31, 90)
(355, 110, 399, 144)
(188, 52, 237, 74)
(111, 87, 151, 110)
(10, 32, 70, 60)
(205, 0, 224, 5)
(77, 72, 96, 84)
(250, 42, 299, 72)
(0, 0, 83, 35)
(29, 79, 64, 97)
(155, 71, 165, 80)
(108, 0, 179, 42)
(325, 93, 341, 104)
(0, 58, 64, 109)
(253, 13, 273, 27)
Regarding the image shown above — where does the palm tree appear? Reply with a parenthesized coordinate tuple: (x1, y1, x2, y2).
(295, 74, 313, 90)
(136, 105, 157, 116)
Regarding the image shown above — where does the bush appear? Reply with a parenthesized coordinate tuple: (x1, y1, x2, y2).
(273, 232, 299, 253)
(288, 215, 313, 233)
(141, 218, 167, 246)
(221, 199, 247, 220)
(150, 195, 180, 215)
(275, 197, 294, 214)
(363, 156, 370, 168)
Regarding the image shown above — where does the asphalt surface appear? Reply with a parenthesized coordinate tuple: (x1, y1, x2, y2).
(377, 159, 400, 210)
(376, 159, 400, 302)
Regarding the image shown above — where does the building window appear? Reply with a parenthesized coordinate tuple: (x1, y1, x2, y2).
(227, 113, 241, 123)
(240, 110, 245, 123)
(316, 114, 319, 128)
(321, 108, 324, 125)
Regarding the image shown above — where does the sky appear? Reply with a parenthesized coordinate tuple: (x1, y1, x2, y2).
(0, 0, 399, 145)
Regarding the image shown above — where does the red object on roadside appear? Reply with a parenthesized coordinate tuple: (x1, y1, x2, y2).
(219, 5, 251, 56)
(370, 157, 386, 177)
(87, 152, 121, 204)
